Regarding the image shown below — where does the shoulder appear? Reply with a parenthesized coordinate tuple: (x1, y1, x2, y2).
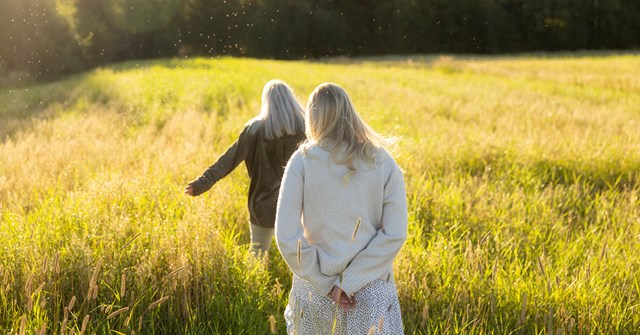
(243, 119, 263, 135)
(373, 147, 398, 168)
(372, 147, 403, 178)
(298, 142, 329, 160)
(237, 119, 263, 144)
(286, 148, 306, 169)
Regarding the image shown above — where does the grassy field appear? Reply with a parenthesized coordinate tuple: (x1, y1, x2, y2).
(1, 53, 639, 334)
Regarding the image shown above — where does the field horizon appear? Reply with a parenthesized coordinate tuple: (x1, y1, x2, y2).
(1, 53, 639, 334)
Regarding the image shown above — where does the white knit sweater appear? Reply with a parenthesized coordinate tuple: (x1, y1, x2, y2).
(275, 144, 408, 297)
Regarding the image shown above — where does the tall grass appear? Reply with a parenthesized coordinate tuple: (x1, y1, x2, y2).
(1, 54, 639, 334)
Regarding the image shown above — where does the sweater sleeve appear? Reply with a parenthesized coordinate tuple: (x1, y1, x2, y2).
(335, 163, 408, 296)
(188, 124, 255, 196)
(275, 152, 339, 296)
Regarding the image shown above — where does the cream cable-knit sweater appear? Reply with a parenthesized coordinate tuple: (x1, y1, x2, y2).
(275, 144, 408, 297)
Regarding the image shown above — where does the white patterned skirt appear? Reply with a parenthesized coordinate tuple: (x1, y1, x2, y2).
(284, 275, 404, 334)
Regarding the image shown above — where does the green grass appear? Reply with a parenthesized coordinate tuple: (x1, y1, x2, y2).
(1, 53, 639, 334)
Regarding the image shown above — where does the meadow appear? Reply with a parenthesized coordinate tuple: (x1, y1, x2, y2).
(0, 53, 639, 334)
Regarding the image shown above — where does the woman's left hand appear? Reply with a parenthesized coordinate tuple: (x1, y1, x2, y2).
(184, 184, 195, 196)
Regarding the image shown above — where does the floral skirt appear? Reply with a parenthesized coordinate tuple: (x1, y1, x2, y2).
(284, 275, 404, 334)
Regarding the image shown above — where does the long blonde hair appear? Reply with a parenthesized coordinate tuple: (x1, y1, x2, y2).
(303, 82, 392, 169)
(252, 80, 305, 139)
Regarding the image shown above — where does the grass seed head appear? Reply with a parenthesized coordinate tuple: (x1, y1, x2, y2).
(19, 314, 26, 335)
(68, 296, 76, 311)
(351, 217, 362, 241)
(297, 239, 301, 267)
(80, 315, 90, 334)
(37, 322, 47, 335)
(147, 296, 170, 311)
(269, 314, 277, 334)
(367, 325, 376, 335)
(120, 272, 126, 298)
(421, 303, 429, 327)
(107, 307, 130, 320)
(91, 285, 98, 300)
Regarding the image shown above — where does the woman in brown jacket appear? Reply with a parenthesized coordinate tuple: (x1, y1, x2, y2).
(185, 80, 306, 255)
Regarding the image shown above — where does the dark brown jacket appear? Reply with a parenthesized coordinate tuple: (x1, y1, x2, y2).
(189, 121, 306, 228)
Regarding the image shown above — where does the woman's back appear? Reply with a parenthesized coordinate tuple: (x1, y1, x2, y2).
(185, 79, 305, 254)
(275, 82, 407, 334)
(245, 122, 305, 228)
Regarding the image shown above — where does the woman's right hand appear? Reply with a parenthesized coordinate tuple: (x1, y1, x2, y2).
(329, 286, 355, 311)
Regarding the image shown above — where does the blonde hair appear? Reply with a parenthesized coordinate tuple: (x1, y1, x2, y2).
(303, 82, 392, 170)
(252, 80, 305, 140)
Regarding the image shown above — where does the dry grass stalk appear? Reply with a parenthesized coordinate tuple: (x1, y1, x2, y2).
(54, 252, 60, 274)
(24, 273, 34, 311)
(92, 285, 99, 300)
(537, 255, 546, 277)
(269, 314, 277, 334)
(297, 239, 301, 268)
(378, 315, 384, 331)
(351, 217, 362, 241)
(120, 272, 126, 298)
(24, 272, 33, 294)
(19, 314, 26, 335)
(274, 278, 282, 297)
(568, 317, 576, 334)
(107, 307, 130, 319)
(367, 325, 376, 335)
(586, 263, 591, 281)
(87, 259, 102, 300)
(27, 295, 33, 313)
(421, 303, 429, 328)
(490, 293, 496, 314)
(166, 265, 187, 279)
(80, 315, 90, 334)
(146, 296, 171, 311)
(37, 322, 47, 335)
(2, 269, 9, 286)
(68, 296, 76, 311)
(62, 307, 69, 335)
(519, 292, 527, 325)
(491, 257, 498, 281)
(600, 240, 608, 260)
(33, 282, 45, 296)
(121, 232, 142, 250)
(544, 307, 554, 335)
(578, 316, 583, 335)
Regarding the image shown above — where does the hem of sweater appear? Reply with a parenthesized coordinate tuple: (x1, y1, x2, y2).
(337, 266, 394, 296)
(305, 272, 335, 297)
(318, 253, 350, 277)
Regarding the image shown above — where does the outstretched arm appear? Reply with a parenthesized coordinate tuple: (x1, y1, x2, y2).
(185, 124, 255, 196)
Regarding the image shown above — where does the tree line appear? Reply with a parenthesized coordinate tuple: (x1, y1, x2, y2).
(2, 0, 639, 80)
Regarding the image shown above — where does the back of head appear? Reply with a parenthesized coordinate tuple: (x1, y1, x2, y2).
(258, 80, 305, 140)
(304, 82, 390, 169)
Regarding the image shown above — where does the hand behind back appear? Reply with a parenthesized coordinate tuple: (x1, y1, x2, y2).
(328, 286, 356, 311)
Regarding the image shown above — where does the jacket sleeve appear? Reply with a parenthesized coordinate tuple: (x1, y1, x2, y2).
(335, 162, 408, 296)
(188, 124, 255, 196)
(275, 152, 339, 296)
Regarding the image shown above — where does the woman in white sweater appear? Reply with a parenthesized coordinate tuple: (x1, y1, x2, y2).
(275, 82, 408, 334)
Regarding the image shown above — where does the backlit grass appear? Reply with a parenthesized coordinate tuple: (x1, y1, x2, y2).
(1, 53, 639, 334)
